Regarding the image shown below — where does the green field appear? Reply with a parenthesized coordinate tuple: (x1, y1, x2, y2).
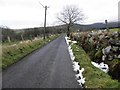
(109, 28, 120, 32)
(2, 35, 58, 69)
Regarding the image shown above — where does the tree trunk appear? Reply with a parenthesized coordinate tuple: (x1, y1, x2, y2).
(67, 24, 70, 37)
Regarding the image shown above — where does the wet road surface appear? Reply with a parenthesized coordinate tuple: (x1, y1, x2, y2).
(2, 34, 81, 88)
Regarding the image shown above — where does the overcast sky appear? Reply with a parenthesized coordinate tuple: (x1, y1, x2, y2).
(0, 0, 119, 29)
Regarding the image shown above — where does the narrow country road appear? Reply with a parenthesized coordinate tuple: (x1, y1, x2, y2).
(2, 34, 81, 88)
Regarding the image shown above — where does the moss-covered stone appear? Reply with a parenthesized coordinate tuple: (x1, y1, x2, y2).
(105, 59, 120, 81)
(95, 49, 102, 59)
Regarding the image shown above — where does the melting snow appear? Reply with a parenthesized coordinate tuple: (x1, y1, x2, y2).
(77, 77, 85, 86)
(91, 61, 109, 73)
(73, 61, 80, 72)
(65, 36, 85, 87)
(72, 41, 77, 44)
(75, 68, 84, 79)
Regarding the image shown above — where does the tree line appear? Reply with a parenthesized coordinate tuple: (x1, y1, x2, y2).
(1, 27, 64, 43)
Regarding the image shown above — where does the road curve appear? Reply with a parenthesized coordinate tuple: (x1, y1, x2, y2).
(2, 34, 81, 88)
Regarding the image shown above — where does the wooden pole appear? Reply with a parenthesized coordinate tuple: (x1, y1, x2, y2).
(44, 6, 47, 39)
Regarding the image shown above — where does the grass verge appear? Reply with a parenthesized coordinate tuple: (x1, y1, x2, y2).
(71, 43, 120, 88)
(2, 35, 59, 69)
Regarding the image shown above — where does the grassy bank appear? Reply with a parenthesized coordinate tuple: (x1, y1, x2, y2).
(2, 35, 59, 69)
(71, 43, 119, 88)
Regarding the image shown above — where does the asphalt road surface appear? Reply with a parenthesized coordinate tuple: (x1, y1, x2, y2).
(2, 34, 81, 88)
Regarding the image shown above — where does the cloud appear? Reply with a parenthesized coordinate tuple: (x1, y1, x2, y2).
(0, 0, 119, 29)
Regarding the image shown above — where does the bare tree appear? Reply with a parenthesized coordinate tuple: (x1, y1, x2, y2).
(57, 5, 84, 36)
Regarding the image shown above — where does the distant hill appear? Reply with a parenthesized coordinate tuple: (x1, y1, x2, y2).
(71, 22, 119, 31)
(0, 21, 119, 32)
(90, 22, 119, 29)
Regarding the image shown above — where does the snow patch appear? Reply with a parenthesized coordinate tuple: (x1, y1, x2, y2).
(72, 41, 77, 44)
(91, 61, 109, 73)
(65, 36, 85, 87)
(77, 77, 85, 86)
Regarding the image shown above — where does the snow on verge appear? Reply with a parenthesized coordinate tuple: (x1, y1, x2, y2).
(91, 61, 109, 73)
(65, 36, 85, 87)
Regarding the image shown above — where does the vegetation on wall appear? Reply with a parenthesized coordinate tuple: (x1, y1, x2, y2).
(70, 28, 120, 82)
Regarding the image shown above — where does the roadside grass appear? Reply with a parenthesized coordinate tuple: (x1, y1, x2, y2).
(2, 35, 58, 69)
(71, 44, 119, 88)
(0, 45, 2, 69)
(2, 41, 20, 46)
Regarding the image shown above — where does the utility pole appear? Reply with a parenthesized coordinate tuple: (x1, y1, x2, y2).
(39, 2, 49, 39)
(44, 6, 47, 39)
